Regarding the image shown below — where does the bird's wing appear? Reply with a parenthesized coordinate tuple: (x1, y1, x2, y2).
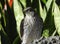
(20, 19, 24, 39)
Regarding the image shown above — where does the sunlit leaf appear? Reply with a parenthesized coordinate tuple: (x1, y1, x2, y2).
(13, 0, 24, 37)
(20, 0, 26, 8)
(42, 29, 49, 38)
(53, 2, 60, 35)
(31, 0, 33, 3)
(46, 0, 52, 11)
(42, 7, 47, 22)
(39, 0, 47, 22)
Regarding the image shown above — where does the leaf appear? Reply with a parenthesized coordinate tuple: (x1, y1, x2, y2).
(39, 0, 47, 22)
(42, 0, 47, 4)
(42, 7, 47, 22)
(53, 2, 60, 35)
(0, 24, 1, 44)
(42, 29, 49, 38)
(20, 0, 26, 8)
(13, 36, 21, 44)
(1, 31, 11, 44)
(0, 35, 1, 44)
(2, 13, 6, 27)
(0, 14, 1, 31)
(1, 24, 11, 44)
(0, 3, 6, 27)
(0, 23, 7, 37)
(13, 0, 24, 37)
(0, 3, 2, 9)
(46, 0, 52, 11)
(31, 0, 33, 3)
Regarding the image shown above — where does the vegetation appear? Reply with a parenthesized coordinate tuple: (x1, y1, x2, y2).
(0, 0, 60, 44)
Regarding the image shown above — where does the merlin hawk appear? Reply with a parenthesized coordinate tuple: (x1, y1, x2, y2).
(20, 7, 43, 44)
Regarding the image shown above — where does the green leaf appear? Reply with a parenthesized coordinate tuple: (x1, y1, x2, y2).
(0, 35, 1, 44)
(13, 0, 24, 37)
(0, 22, 1, 44)
(0, 24, 7, 36)
(53, 2, 60, 35)
(46, 0, 52, 11)
(0, 3, 2, 9)
(1, 31, 11, 44)
(39, 0, 47, 22)
(2, 13, 6, 27)
(0, 14, 1, 31)
(0, 13, 1, 44)
(42, 0, 47, 4)
(1, 24, 11, 44)
(13, 36, 21, 44)
(42, 29, 49, 38)
(0, 3, 6, 27)
(20, 0, 26, 8)
(31, 0, 33, 3)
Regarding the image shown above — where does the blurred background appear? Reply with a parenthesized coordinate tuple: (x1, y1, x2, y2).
(0, 0, 60, 44)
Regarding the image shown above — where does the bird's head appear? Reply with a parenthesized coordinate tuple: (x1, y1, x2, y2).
(23, 7, 36, 17)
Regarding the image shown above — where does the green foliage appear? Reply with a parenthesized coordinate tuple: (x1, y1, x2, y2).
(13, 0, 24, 38)
(42, 29, 49, 38)
(46, 0, 52, 11)
(52, 1, 60, 35)
(0, 0, 60, 44)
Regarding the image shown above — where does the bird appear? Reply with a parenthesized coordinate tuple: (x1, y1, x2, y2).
(20, 7, 43, 44)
